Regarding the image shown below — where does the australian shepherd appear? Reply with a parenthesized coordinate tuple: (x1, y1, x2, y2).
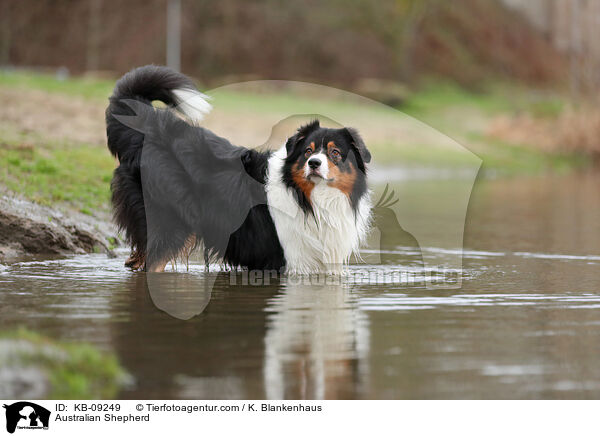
(106, 65, 371, 274)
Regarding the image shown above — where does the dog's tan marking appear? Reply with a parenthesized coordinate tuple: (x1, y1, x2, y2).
(292, 162, 314, 201)
(178, 234, 197, 271)
(327, 162, 356, 197)
(326, 140, 355, 196)
(146, 234, 197, 272)
(326, 141, 342, 164)
(147, 258, 169, 273)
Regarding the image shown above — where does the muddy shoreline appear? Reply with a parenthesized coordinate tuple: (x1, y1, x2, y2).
(0, 192, 118, 262)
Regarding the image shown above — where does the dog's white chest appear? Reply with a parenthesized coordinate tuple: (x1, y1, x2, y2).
(266, 147, 370, 274)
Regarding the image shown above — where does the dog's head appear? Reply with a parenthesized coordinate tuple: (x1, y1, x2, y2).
(282, 120, 370, 211)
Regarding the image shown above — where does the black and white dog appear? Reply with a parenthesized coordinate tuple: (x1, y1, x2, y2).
(106, 65, 371, 274)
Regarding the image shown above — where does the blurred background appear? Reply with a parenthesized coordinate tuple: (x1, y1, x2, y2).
(2, 0, 597, 90)
(1, 0, 600, 190)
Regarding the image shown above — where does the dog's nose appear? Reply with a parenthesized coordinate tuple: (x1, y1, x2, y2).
(308, 159, 321, 169)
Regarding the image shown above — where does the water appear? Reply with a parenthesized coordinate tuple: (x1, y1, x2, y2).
(1, 170, 599, 399)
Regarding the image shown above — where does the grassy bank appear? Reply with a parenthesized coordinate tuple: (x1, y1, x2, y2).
(0, 126, 114, 215)
(398, 80, 587, 173)
(0, 70, 114, 99)
(0, 70, 591, 214)
(0, 328, 128, 399)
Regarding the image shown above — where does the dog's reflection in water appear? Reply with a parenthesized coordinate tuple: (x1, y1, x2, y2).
(145, 272, 214, 320)
(133, 271, 368, 399)
(263, 278, 368, 400)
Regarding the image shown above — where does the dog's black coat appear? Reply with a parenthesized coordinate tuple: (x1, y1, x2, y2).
(107, 66, 284, 270)
(106, 66, 370, 272)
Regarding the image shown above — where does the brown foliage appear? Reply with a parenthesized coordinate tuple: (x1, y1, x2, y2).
(488, 106, 600, 158)
(1, 0, 567, 88)
(415, 0, 567, 88)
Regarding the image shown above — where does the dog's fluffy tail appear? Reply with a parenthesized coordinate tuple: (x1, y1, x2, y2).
(105, 65, 211, 162)
(105, 65, 211, 268)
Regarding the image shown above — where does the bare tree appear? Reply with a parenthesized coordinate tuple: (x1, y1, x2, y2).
(86, 0, 102, 71)
(166, 0, 181, 71)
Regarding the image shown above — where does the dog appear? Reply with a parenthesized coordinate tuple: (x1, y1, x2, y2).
(106, 65, 372, 274)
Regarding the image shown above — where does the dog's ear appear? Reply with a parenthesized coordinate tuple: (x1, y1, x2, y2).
(285, 120, 320, 155)
(343, 127, 371, 168)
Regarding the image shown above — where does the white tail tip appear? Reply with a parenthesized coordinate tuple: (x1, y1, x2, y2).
(172, 88, 213, 122)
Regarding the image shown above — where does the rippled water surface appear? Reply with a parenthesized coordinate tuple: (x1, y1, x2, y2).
(1, 171, 599, 399)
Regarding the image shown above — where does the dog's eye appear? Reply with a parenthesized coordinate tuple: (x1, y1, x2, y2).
(330, 149, 340, 159)
(304, 148, 313, 158)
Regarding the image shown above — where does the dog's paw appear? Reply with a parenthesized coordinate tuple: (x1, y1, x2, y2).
(125, 251, 146, 271)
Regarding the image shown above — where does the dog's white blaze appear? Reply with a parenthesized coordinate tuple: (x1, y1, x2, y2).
(304, 152, 329, 179)
(266, 145, 372, 274)
(172, 88, 213, 122)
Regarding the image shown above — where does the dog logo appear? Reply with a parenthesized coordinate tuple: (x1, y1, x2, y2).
(2, 402, 50, 434)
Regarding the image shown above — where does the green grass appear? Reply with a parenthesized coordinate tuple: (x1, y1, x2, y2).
(466, 133, 589, 174)
(0, 70, 590, 216)
(391, 80, 580, 173)
(0, 69, 114, 100)
(0, 69, 568, 118)
(0, 127, 114, 214)
(370, 141, 481, 168)
(401, 79, 566, 119)
(208, 86, 395, 118)
(369, 137, 586, 174)
(0, 327, 128, 399)
(210, 80, 582, 173)
(401, 81, 512, 117)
